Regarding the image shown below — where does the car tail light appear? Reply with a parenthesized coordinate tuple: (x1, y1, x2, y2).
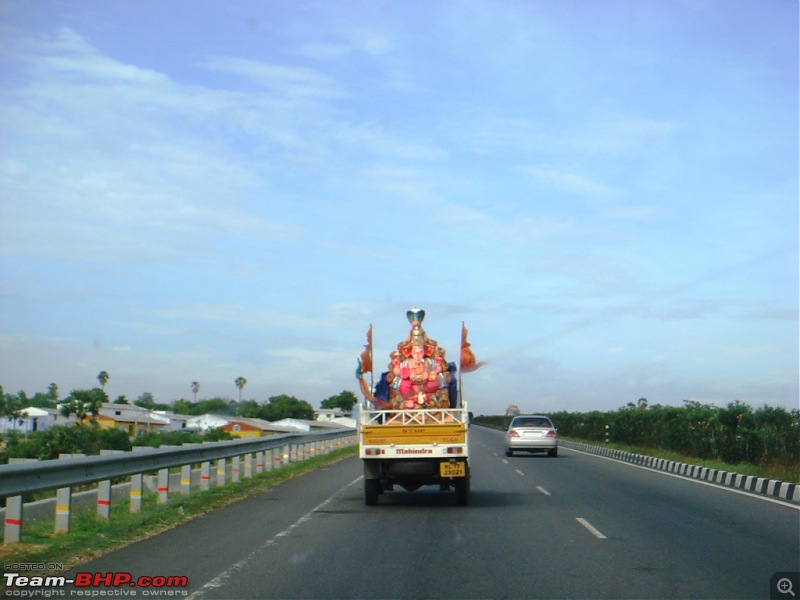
(546, 430, 556, 437)
(508, 429, 520, 438)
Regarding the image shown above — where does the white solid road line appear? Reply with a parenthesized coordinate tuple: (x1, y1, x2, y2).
(576, 517, 607, 539)
(562, 446, 800, 510)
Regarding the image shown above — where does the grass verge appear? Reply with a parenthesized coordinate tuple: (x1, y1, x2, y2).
(0, 446, 358, 581)
(561, 436, 799, 483)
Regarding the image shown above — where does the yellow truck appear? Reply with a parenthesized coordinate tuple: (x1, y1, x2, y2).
(356, 309, 473, 506)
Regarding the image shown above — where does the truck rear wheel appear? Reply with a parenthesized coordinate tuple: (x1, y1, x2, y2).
(365, 478, 380, 506)
(454, 466, 470, 506)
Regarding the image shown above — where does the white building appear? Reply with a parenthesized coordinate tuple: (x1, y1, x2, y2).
(0, 407, 71, 434)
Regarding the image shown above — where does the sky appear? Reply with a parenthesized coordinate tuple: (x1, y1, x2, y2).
(1, 0, 797, 416)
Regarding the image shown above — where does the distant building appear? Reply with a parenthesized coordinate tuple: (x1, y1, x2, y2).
(222, 417, 299, 438)
(186, 414, 229, 432)
(152, 411, 192, 432)
(97, 403, 169, 436)
(505, 404, 521, 416)
(314, 409, 356, 429)
(273, 418, 311, 432)
(0, 407, 66, 434)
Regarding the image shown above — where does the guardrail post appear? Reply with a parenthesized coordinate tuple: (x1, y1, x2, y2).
(217, 458, 227, 486)
(200, 461, 211, 491)
(129, 446, 154, 512)
(244, 453, 253, 479)
(157, 468, 169, 504)
(4, 458, 36, 544)
(232, 456, 240, 483)
(97, 479, 111, 520)
(181, 464, 192, 496)
(55, 486, 71, 533)
(4, 495, 22, 545)
(97, 450, 122, 520)
(255, 451, 264, 474)
(55, 453, 83, 534)
(264, 448, 273, 471)
(282, 444, 290, 466)
(130, 473, 143, 512)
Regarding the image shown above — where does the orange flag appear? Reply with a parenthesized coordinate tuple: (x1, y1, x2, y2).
(460, 322, 486, 373)
(360, 324, 373, 374)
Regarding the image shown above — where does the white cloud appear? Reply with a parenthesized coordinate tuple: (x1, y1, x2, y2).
(519, 164, 621, 199)
(198, 56, 348, 100)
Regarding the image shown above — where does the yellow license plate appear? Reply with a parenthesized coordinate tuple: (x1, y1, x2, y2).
(440, 461, 466, 477)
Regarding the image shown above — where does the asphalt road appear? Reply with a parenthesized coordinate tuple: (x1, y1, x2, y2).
(60, 425, 799, 599)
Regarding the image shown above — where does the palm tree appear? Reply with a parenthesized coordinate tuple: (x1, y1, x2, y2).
(234, 377, 247, 411)
(61, 389, 106, 425)
(97, 371, 110, 391)
(191, 381, 200, 403)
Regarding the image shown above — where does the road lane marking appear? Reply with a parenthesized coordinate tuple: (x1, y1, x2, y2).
(536, 486, 551, 496)
(187, 476, 362, 599)
(576, 517, 607, 539)
(561, 446, 800, 510)
(515, 469, 525, 476)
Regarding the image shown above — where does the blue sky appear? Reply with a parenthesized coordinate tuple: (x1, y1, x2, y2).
(1, 0, 797, 415)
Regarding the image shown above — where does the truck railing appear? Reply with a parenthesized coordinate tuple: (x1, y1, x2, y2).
(360, 407, 468, 426)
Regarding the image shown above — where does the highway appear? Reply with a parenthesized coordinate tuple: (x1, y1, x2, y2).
(62, 425, 799, 599)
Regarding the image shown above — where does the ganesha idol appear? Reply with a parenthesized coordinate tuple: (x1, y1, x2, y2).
(387, 316, 451, 409)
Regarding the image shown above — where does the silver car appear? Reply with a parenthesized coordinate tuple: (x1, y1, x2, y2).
(504, 415, 558, 457)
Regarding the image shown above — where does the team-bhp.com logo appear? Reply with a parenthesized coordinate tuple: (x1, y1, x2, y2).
(4, 572, 189, 596)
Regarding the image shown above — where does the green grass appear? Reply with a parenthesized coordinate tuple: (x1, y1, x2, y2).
(561, 436, 799, 483)
(0, 446, 358, 582)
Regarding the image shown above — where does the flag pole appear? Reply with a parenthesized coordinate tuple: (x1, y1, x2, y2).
(458, 321, 464, 407)
(369, 323, 374, 398)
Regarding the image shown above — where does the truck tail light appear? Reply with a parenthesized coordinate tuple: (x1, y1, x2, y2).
(364, 448, 384, 456)
(445, 446, 463, 455)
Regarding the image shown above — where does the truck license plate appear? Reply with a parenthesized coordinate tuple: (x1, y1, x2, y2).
(440, 462, 466, 477)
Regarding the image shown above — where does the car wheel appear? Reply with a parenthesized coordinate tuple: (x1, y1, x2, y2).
(548, 448, 558, 458)
(505, 448, 513, 457)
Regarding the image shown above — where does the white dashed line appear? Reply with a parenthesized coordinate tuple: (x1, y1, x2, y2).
(576, 517, 607, 539)
(187, 476, 361, 598)
(536, 486, 551, 496)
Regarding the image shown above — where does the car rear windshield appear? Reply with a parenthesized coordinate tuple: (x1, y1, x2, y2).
(512, 417, 553, 428)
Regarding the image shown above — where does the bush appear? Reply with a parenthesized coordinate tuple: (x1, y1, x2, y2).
(477, 401, 799, 472)
(1, 425, 132, 463)
(131, 428, 233, 448)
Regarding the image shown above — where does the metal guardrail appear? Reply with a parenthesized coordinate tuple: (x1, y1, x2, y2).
(1, 429, 357, 544)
